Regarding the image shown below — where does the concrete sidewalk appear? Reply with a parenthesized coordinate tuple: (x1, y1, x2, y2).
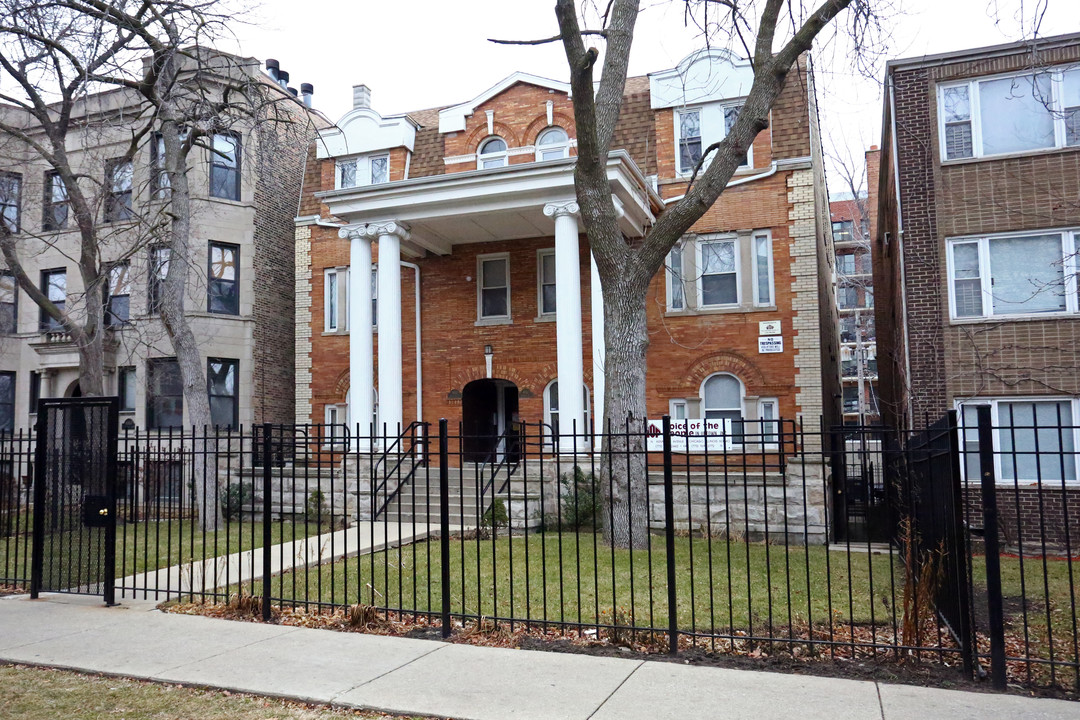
(0, 594, 1075, 720)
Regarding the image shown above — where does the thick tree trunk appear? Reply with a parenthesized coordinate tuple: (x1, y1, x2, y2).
(599, 274, 651, 549)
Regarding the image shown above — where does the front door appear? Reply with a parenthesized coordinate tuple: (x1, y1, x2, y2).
(461, 379, 518, 463)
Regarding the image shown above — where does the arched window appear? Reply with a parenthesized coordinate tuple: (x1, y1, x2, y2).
(536, 127, 569, 161)
(701, 373, 744, 441)
(478, 136, 508, 169)
(544, 379, 591, 447)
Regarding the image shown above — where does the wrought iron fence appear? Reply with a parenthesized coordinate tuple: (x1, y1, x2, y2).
(1, 411, 1076, 695)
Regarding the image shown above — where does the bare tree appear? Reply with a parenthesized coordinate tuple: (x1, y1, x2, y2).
(544, 0, 882, 547)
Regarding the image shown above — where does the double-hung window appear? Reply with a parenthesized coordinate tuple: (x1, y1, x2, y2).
(40, 269, 65, 331)
(939, 69, 1080, 160)
(752, 232, 774, 306)
(724, 105, 749, 167)
(0, 372, 13, 432)
(209, 133, 241, 201)
(148, 246, 170, 314)
(537, 249, 556, 316)
(337, 153, 390, 189)
(959, 399, 1079, 484)
(947, 230, 1078, 319)
(478, 254, 510, 321)
(147, 357, 183, 430)
(104, 158, 133, 222)
(478, 137, 508, 169)
(0, 172, 21, 234)
(666, 243, 685, 311)
(118, 366, 136, 412)
(207, 358, 238, 429)
(698, 237, 739, 307)
(0, 271, 16, 334)
(757, 398, 779, 444)
(702, 373, 744, 443)
(208, 242, 239, 315)
(106, 261, 131, 327)
(677, 109, 702, 174)
(43, 171, 68, 231)
(676, 103, 749, 175)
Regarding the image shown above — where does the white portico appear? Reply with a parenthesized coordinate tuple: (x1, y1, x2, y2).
(319, 152, 662, 452)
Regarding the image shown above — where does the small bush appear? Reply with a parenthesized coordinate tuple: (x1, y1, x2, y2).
(306, 490, 327, 524)
(546, 466, 601, 530)
(481, 498, 509, 528)
(220, 482, 253, 522)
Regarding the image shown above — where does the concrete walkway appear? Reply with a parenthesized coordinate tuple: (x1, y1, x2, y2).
(116, 521, 463, 599)
(0, 594, 1075, 720)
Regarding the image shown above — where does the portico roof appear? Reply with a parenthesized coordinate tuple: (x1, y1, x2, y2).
(316, 151, 663, 258)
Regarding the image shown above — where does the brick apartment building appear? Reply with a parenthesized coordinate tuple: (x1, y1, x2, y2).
(0, 53, 326, 432)
(873, 34, 1080, 539)
(831, 147, 881, 425)
(296, 49, 839, 457)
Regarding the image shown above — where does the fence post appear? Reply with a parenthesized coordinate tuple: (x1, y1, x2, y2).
(261, 423, 272, 622)
(662, 414, 678, 655)
(439, 418, 452, 639)
(976, 405, 1007, 690)
(29, 411, 46, 599)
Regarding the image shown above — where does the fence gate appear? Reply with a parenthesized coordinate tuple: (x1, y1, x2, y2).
(831, 424, 892, 542)
(30, 397, 120, 603)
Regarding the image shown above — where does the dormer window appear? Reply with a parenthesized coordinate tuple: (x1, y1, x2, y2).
(337, 153, 390, 189)
(536, 127, 569, 161)
(478, 137, 508, 169)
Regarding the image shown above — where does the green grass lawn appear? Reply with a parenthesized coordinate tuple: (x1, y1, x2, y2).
(0, 517, 327, 587)
(253, 531, 906, 636)
(0, 665, 430, 720)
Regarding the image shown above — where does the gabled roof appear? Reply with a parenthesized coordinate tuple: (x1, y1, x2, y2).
(438, 72, 571, 133)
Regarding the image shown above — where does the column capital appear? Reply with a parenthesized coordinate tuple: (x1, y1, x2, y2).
(363, 220, 411, 242)
(337, 223, 365, 240)
(543, 201, 579, 219)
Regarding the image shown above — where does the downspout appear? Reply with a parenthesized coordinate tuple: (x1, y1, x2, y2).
(400, 261, 422, 425)
(887, 76, 915, 426)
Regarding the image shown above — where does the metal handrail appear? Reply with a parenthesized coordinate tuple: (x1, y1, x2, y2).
(370, 422, 428, 520)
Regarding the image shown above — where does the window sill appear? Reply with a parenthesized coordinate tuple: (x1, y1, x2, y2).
(206, 195, 253, 208)
(533, 314, 556, 323)
(665, 305, 776, 317)
(475, 317, 513, 327)
(185, 311, 252, 321)
(940, 144, 1080, 167)
(949, 311, 1080, 325)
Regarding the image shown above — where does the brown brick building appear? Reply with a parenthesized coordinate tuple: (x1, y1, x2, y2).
(873, 34, 1080, 540)
(296, 49, 839, 458)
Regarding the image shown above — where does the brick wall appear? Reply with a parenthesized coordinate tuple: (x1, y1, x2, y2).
(964, 486, 1080, 550)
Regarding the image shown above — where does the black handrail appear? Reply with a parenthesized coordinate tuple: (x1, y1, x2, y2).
(370, 422, 428, 520)
(477, 421, 522, 513)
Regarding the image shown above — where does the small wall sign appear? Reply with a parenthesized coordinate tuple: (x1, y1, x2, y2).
(759, 320, 781, 335)
(758, 336, 784, 354)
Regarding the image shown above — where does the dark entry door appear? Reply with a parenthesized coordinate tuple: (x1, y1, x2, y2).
(462, 380, 498, 462)
(31, 397, 120, 603)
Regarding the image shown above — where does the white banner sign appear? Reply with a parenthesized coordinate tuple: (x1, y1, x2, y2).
(646, 419, 737, 453)
(758, 336, 784, 354)
(759, 320, 782, 335)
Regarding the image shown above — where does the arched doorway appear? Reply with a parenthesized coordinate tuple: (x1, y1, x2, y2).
(63, 380, 82, 398)
(461, 379, 519, 463)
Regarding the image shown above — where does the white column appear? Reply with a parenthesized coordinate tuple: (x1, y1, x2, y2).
(544, 201, 586, 453)
(366, 221, 409, 438)
(590, 251, 605, 449)
(343, 228, 374, 449)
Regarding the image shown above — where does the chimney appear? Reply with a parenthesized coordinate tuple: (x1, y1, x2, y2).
(288, 87, 298, 97)
(352, 84, 371, 109)
(300, 83, 314, 108)
(278, 69, 290, 91)
(265, 58, 280, 82)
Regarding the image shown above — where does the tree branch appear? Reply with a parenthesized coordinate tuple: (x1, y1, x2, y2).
(488, 29, 607, 45)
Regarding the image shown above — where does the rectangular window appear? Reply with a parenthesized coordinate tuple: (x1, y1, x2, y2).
(0, 271, 16, 334)
(698, 239, 738, 307)
(372, 267, 377, 327)
(669, 399, 687, 421)
(837, 254, 856, 276)
(208, 242, 239, 315)
(832, 220, 855, 244)
(959, 399, 1078, 484)
(337, 153, 390, 189)
(677, 109, 702, 174)
(758, 398, 779, 444)
(325, 268, 341, 331)
(843, 386, 860, 414)
(106, 261, 130, 327)
(148, 246, 170, 314)
(150, 133, 170, 199)
(43, 171, 68, 231)
(837, 285, 858, 310)
(752, 232, 774, 306)
(478, 255, 510, 320)
(104, 158, 133, 222)
(538, 249, 556, 315)
(0, 172, 21, 234)
(948, 231, 1077, 319)
(0, 372, 12, 432)
(207, 358, 238, 429)
(938, 70, 1080, 160)
(209, 133, 241, 201)
(118, 366, 136, 412)
(724, 104, 749, 167)
(40, 269, 65, 331)
(666, 244, 684, 311)
(29, 371, 40, 415)
(147, 357, 183, 430)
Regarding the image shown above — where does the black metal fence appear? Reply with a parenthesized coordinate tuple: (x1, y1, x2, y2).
(1, 412, 1076, 695)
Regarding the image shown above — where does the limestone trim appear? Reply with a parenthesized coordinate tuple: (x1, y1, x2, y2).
(294, 224, 313, 424)
(787, 168, 823, 424)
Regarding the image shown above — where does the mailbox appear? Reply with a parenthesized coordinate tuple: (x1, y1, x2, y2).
(82, 495, 111, 527)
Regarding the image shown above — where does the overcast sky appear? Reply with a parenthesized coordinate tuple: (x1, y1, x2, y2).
(226, 0, 1078, 196)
